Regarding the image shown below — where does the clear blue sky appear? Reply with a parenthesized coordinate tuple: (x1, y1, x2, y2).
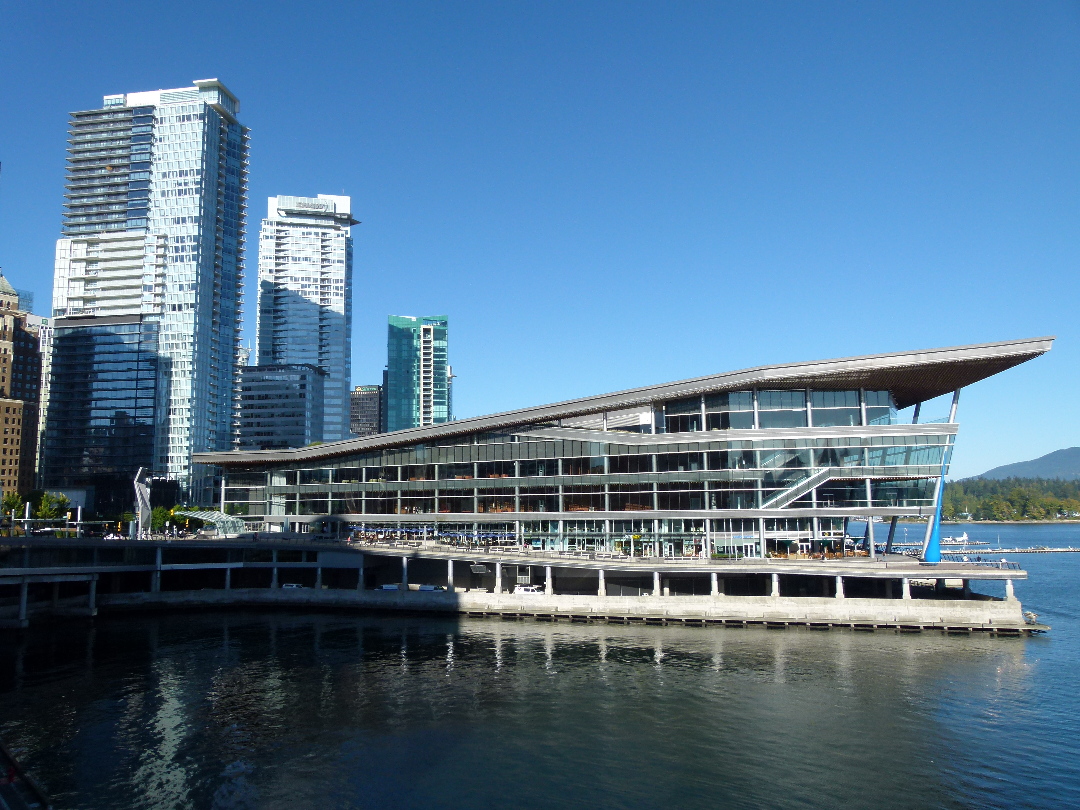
(0, 1, 1077, 478)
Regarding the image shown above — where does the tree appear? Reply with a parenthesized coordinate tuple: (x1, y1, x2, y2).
(35, 491, 71, 520)
(2, 491, 23, 536)
(150, 506, 170, 532)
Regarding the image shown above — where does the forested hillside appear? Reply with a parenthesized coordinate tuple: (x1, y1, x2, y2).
(943, 478, 1080, 521)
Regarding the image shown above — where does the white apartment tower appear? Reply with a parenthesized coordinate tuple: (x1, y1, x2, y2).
(256, 195, 356, 441)
(44, 80, 248, 505)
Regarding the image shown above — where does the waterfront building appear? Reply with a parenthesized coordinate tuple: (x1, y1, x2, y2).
(256, 195, 355, 442)
(0, 272, 44, 496)
(384, 315, 451, 432)
(44, 79, 249, 505)
(350, 384, 382, 437)
(197, 338, 1052, 557)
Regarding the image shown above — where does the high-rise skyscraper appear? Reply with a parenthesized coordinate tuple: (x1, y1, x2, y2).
(256, 195, 355, 441)
(384, 315, 451, 432)
(349, 384, 382, 437)
(43, 80, 248, 507)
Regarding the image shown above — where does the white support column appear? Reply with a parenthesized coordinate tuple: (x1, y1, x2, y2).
(401, 556, 409, 586)
(495, 562, 502, 594)
(225, 567, 232, 590)
(88, 577, 97, 612)
(653, 571, 661, 597)
(710, 572, 718, 596)
(598, 569, 606, 597)
(544, 565, 553, 595)
(866, 503, 876, 560)
(771, 573, 780, 598)
(758, 518, 766, 558)
(18, 580, 28, 622)
(315, 567, 322, 589)
(447, 559, 454, 590)
(1005, 579, 1016, 601)
(271, 550, 278, 588)
(835, 576, 845, 599)
(948, 389, 961, 423)
(901, 578, 911, 599)
(152, 546, 162, 592)
(357, 553, 365, 590)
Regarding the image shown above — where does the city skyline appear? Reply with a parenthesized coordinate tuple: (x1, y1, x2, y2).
(0, 3, 1076, 479)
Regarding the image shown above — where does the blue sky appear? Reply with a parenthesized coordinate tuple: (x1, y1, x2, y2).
(0, 1, 1077, 478)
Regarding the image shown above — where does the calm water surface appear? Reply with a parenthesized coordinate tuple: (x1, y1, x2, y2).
(1, 523, 1078, 809)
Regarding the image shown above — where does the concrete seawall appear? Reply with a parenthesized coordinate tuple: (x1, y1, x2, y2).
(97, 587, 1031, 634)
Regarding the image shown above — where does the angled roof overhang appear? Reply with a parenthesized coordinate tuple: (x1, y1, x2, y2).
(196, 336, 1053, 467)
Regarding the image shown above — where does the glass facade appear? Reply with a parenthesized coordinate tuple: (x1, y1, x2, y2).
(218, 385, 947, 557)
(47, 80, 249, 502)
(385, 315, 450, 432)
(41, 316, 162, 514)
(256, 195, 354, 441)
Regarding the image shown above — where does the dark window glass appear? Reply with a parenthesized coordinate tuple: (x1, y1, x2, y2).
(563, 486, 603, 512)
(664, 397, 701, 415)
(665, 414, 701, 433)
(400, 496, 435, 514)
(708, 484, 758, 510)
(477, 461, 515, 478)
(811, 390, 859, 408)
(609, 484, 654, 511)
(704, 391, 754, 412)
(520, 459, 558, 477)
(757, 410, 808, 428)
(758, 390, 806, 409)
(562, 457, 605, 475)
(364, 494, 397, 514)
(437, 494, 474, 513)
(657, 452, 704, 472)
(707, 450, 757, 469)
(440, 462, 474, 480)
(364, 466, 398, 482)
(759, 449, 812, 469)
(519, 489, 558, 512)
(706, 411, 755, 430)
(864, 390, 892, 407)
(608, 454, 652, 474)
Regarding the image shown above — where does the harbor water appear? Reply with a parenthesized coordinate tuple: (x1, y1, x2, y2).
(1, 524, 1079, 809)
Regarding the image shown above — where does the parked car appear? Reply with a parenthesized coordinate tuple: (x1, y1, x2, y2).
(379, 583, 399, 591)
(514, 584, 542, 594)
(281, 583, 305, 589)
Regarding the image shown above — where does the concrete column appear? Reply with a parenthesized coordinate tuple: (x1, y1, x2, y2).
(885, 579, 893, 599)
(315, 567, 322, 589)
(494, 562, 502, 594)
(88, 578, 97, 612)
(835, 576, 845, 599)
(357, 553, 365, 590)
(1005, 579, 1016, 601)
(447, 559, 454, 590)
(866, 509, 876, 559)
(710, 572, 718, 596)
(901, 578, 911, 599)
(758, 518, 766, 558)
(18, 580, 28, 622)
(402, 556, 409, 586)
(225, 567, 232, 590)
(152, 547, 162, 592)
(271, 567, 279, 588)
(771, 573, 780, 598)
(962, 579, 971, 598)
(545, 565, 553, 595)
(598, 569, 606, 597)
(653, 571, 661, 597)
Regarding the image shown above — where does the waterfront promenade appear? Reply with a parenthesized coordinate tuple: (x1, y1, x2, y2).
(0, 534, 1038, 633)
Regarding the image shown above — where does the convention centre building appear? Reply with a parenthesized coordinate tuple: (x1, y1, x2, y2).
(196, 338, 1051, 558)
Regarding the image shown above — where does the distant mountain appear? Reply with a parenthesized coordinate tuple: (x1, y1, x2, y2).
(974, 447, 1080, 481)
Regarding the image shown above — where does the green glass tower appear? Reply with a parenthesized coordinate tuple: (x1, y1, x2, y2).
(385, 315, 451, 432)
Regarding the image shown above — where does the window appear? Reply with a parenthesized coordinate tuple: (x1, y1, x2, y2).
(657, 452, 704, 472)
(608, 454, 652, 474)
(562, 456, 605, 475)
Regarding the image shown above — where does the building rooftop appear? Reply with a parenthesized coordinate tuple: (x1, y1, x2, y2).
(195, 336, 1053, 466)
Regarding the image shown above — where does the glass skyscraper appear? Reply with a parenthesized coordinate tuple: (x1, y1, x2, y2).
(44, 79, 248, 505)
(256, 195, 355, 441)
(385, 315, 451, 432)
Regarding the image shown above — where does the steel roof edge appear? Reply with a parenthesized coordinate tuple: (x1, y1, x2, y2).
(197, 336, 1053, 466)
